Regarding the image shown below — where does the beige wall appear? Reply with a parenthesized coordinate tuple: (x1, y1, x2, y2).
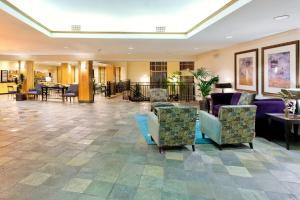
(35, 64, 58, 83)
(195, 29, 300, 96)
(127, 61, 150, 82)
(126, 61, 194, 82)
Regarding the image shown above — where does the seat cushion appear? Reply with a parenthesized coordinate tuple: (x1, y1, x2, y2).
(64, 93, 76, 97)
(27, 91, 38, 95)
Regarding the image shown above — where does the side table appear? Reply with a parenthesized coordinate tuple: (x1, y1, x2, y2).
(266, 113, 299, 150)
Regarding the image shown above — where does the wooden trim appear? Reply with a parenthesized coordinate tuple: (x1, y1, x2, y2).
(234, 48, 259, 94)
(261, 40, 300, 96)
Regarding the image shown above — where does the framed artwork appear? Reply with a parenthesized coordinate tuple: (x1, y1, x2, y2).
(1, 70, 8, 82)
(234, 49, 258, 93)
(262, 40, 299, 95)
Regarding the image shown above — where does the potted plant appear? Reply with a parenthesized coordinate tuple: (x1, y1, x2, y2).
(130, 83, 143, 101)
(278, 90, 295, 118)
(167, 71, 182, 101)
(16, 73, 27, 101)
(192, 68, 219, 110)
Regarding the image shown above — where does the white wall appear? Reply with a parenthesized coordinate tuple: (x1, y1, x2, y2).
(195, 29, 300, 97)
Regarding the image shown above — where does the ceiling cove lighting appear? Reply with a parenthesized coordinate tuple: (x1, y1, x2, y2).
(273, 15, 290, 21)
(0, 0, 253, 39)
(225, 35, 233, 39)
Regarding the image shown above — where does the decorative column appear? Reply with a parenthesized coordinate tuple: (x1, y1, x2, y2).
(19, 60, 34, 92)
(78, 61, 94, 103)
(60, 63, 75, 84)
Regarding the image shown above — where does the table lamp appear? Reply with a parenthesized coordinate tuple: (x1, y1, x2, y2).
(215, 83, 232, 93)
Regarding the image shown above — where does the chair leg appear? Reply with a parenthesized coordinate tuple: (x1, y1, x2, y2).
(159, 146, 163, 154)
(192, 145, 195, 152)
(218, 144, 223, 151)
(249, 142, 253, 149)
(202, 133, 205, 139)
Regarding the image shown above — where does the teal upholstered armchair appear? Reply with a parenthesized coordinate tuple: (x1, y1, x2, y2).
(199, 105, 257, 150)
(148, 106, 197, 153)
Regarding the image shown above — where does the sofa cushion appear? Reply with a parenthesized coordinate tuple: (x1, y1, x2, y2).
(238, 93, 255, 105)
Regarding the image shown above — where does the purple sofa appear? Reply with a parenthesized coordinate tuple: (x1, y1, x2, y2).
(211, 93, 285, 137)
(211, 93, 241, 116)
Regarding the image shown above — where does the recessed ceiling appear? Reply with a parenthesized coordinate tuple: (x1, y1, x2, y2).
(0, 0, 252, 39)
(0, 0, 299, 61)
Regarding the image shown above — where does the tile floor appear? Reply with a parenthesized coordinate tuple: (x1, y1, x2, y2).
(0, 95, 300, 200)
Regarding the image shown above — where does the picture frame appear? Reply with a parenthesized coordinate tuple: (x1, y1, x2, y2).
(262, 40, 299, 95)
(1, 70, 8, 83)
(234, 49, 258, 93)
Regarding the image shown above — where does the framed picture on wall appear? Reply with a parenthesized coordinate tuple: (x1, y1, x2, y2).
(234, 49, 258, 93)
(262, 40, 299, 95)
(1, 70, 8, 82)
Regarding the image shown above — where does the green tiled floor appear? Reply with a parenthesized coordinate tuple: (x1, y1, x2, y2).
(0, 95, 300, 200)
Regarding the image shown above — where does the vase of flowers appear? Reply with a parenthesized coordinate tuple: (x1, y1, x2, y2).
(278, 90, 295, 118)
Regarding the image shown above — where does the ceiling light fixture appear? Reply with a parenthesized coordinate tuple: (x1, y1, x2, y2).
(194, 47, 199, 50)
(273, 15, 290, 21)
(127, 52, 132, 55)
(225, 35, 233, 39)
(128, 47, 134, 50)
(63, 46, 69, 49)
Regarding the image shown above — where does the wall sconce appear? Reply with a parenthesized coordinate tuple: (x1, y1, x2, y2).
(140, 74, 149, 83)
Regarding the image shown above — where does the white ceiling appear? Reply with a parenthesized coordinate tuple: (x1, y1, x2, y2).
(6, 0, 232, 33)
(0, 0, 299, 62)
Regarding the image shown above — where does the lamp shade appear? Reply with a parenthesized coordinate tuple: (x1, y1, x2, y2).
(215, 83, 232, 89)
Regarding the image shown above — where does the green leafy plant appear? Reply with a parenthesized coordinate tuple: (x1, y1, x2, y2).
(168, 71, 182, 94)
(192, 68, 219, 99)
(17, 73, 25, 93)
(133, 83, 142, 98)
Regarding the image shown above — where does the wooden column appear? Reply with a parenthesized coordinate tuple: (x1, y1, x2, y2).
(19, 61, 34, 92)
(106, 64, 116, 82)
(78, 61, 94, 103)
(60, 63, 75, 85)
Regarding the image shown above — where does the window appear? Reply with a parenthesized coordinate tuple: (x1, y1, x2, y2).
(180, 61, 194, 71)
(150, 62, 167, 83)
(99, 67, 106, 84)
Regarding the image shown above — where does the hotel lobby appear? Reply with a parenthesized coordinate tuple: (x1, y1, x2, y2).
(1, 0, 300, 200)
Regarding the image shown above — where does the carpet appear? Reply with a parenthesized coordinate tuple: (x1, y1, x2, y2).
(134, 113, 213, 145)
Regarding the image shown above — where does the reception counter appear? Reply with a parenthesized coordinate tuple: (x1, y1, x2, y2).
(0, 82, 16, 94)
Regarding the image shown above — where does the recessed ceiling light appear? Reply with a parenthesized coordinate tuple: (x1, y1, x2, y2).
(194, 47, 199, 50)
(274, 15, 290, 21)
(127, 52, 132, 55)
(225, 36, 233, 39)
(64, 46, 69, 49)
(128, 47, 134, 50)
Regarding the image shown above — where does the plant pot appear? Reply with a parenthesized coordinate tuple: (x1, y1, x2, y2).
(199, 99, 208, 111)
(16, 93, 27, 101)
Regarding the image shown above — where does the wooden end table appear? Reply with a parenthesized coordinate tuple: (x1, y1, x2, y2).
(266, 113, 299, 150)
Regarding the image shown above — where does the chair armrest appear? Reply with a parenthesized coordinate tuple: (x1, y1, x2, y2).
(148, 112, 159, 144)
(199, 111, 222, 144)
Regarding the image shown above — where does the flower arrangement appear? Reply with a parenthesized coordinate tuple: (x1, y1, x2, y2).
(278, 90, 295, 117)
